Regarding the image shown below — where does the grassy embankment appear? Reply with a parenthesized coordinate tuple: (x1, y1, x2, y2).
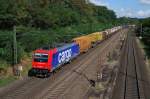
(137, 38, 150, 67)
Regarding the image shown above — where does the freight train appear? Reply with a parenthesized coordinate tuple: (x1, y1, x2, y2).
(28, 26, 122, 77)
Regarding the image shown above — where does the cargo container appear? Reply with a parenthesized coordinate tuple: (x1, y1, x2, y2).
(106, 28, 114, 37)
(98, 32, 103, 41)
(29, 43, 79, 77)
(73, 36, 91, 53)
(86, 32, 103, 43)
(106, 29, 111, 35)
(101, 31, 108, 40)
(86, 32, 103, 47)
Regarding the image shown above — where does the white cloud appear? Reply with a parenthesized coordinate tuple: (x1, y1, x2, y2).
(140, 0, 150, 4)
(137, 10, 150, 17)
(89, 0, 110, 8)
(120, 8, 125, 12)
(89, 0, 150, 18)
(116, 8, 134, 18)
(117, 8, 150, 18)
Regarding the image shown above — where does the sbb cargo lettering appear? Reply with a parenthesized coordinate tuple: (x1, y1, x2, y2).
(58, 49, 72, 63)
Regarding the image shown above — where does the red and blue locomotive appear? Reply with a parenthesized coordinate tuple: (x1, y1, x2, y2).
(28, 43, 80, 77)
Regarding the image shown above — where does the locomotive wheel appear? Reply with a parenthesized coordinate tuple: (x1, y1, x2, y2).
(46, 72, 51, 78)
(28, 69, 34, 77)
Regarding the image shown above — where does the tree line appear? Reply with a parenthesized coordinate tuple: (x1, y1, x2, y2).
(137, 17, 150, 58)
(0, 0, 132, 67)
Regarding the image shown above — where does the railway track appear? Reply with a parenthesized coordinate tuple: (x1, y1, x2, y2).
(0, 29, 126, 99)
(123, 32, 142, 99)
(111, 29, 150, 99)
(40, 31, 125, 99)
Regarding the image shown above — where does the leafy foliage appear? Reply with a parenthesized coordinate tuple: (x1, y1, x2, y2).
(137, 17, 150, 58)
(0, 0, 130, 65)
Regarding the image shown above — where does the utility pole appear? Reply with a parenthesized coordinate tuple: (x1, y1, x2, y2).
(139, 24, 142, 39)
(13, 26, 17, 65)
(85, 0, 89, 4)
(140, 23, 142, 37)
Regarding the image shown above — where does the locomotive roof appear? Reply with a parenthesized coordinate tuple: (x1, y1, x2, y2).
(38, 43, 76, 50)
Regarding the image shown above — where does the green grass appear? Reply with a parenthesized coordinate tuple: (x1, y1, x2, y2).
(0, 76, 17, 87)
(143, 46, 150, 59)
(22, 64, 31, 76)
(0, 60, 17, 87)
(138, 39, 150, 67)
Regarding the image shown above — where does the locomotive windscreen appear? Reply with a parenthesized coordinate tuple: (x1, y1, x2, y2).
(33, 53, 48, 62)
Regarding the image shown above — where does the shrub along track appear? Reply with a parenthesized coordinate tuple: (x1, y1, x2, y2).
(0, 29, 127, 99)
(112, 30, 150, 99)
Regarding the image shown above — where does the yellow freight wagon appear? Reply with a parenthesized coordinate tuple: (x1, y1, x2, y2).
(87, 32, 103, 42)
(85, 32, 103, 47)
(93, 32, 103, 41)
(72, 36, 91, 53)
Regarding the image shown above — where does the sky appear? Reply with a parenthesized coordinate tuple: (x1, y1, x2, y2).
(89, 0, 150, 18)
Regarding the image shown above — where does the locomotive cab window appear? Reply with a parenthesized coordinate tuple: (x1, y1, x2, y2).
(33, 53, 48, 62)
